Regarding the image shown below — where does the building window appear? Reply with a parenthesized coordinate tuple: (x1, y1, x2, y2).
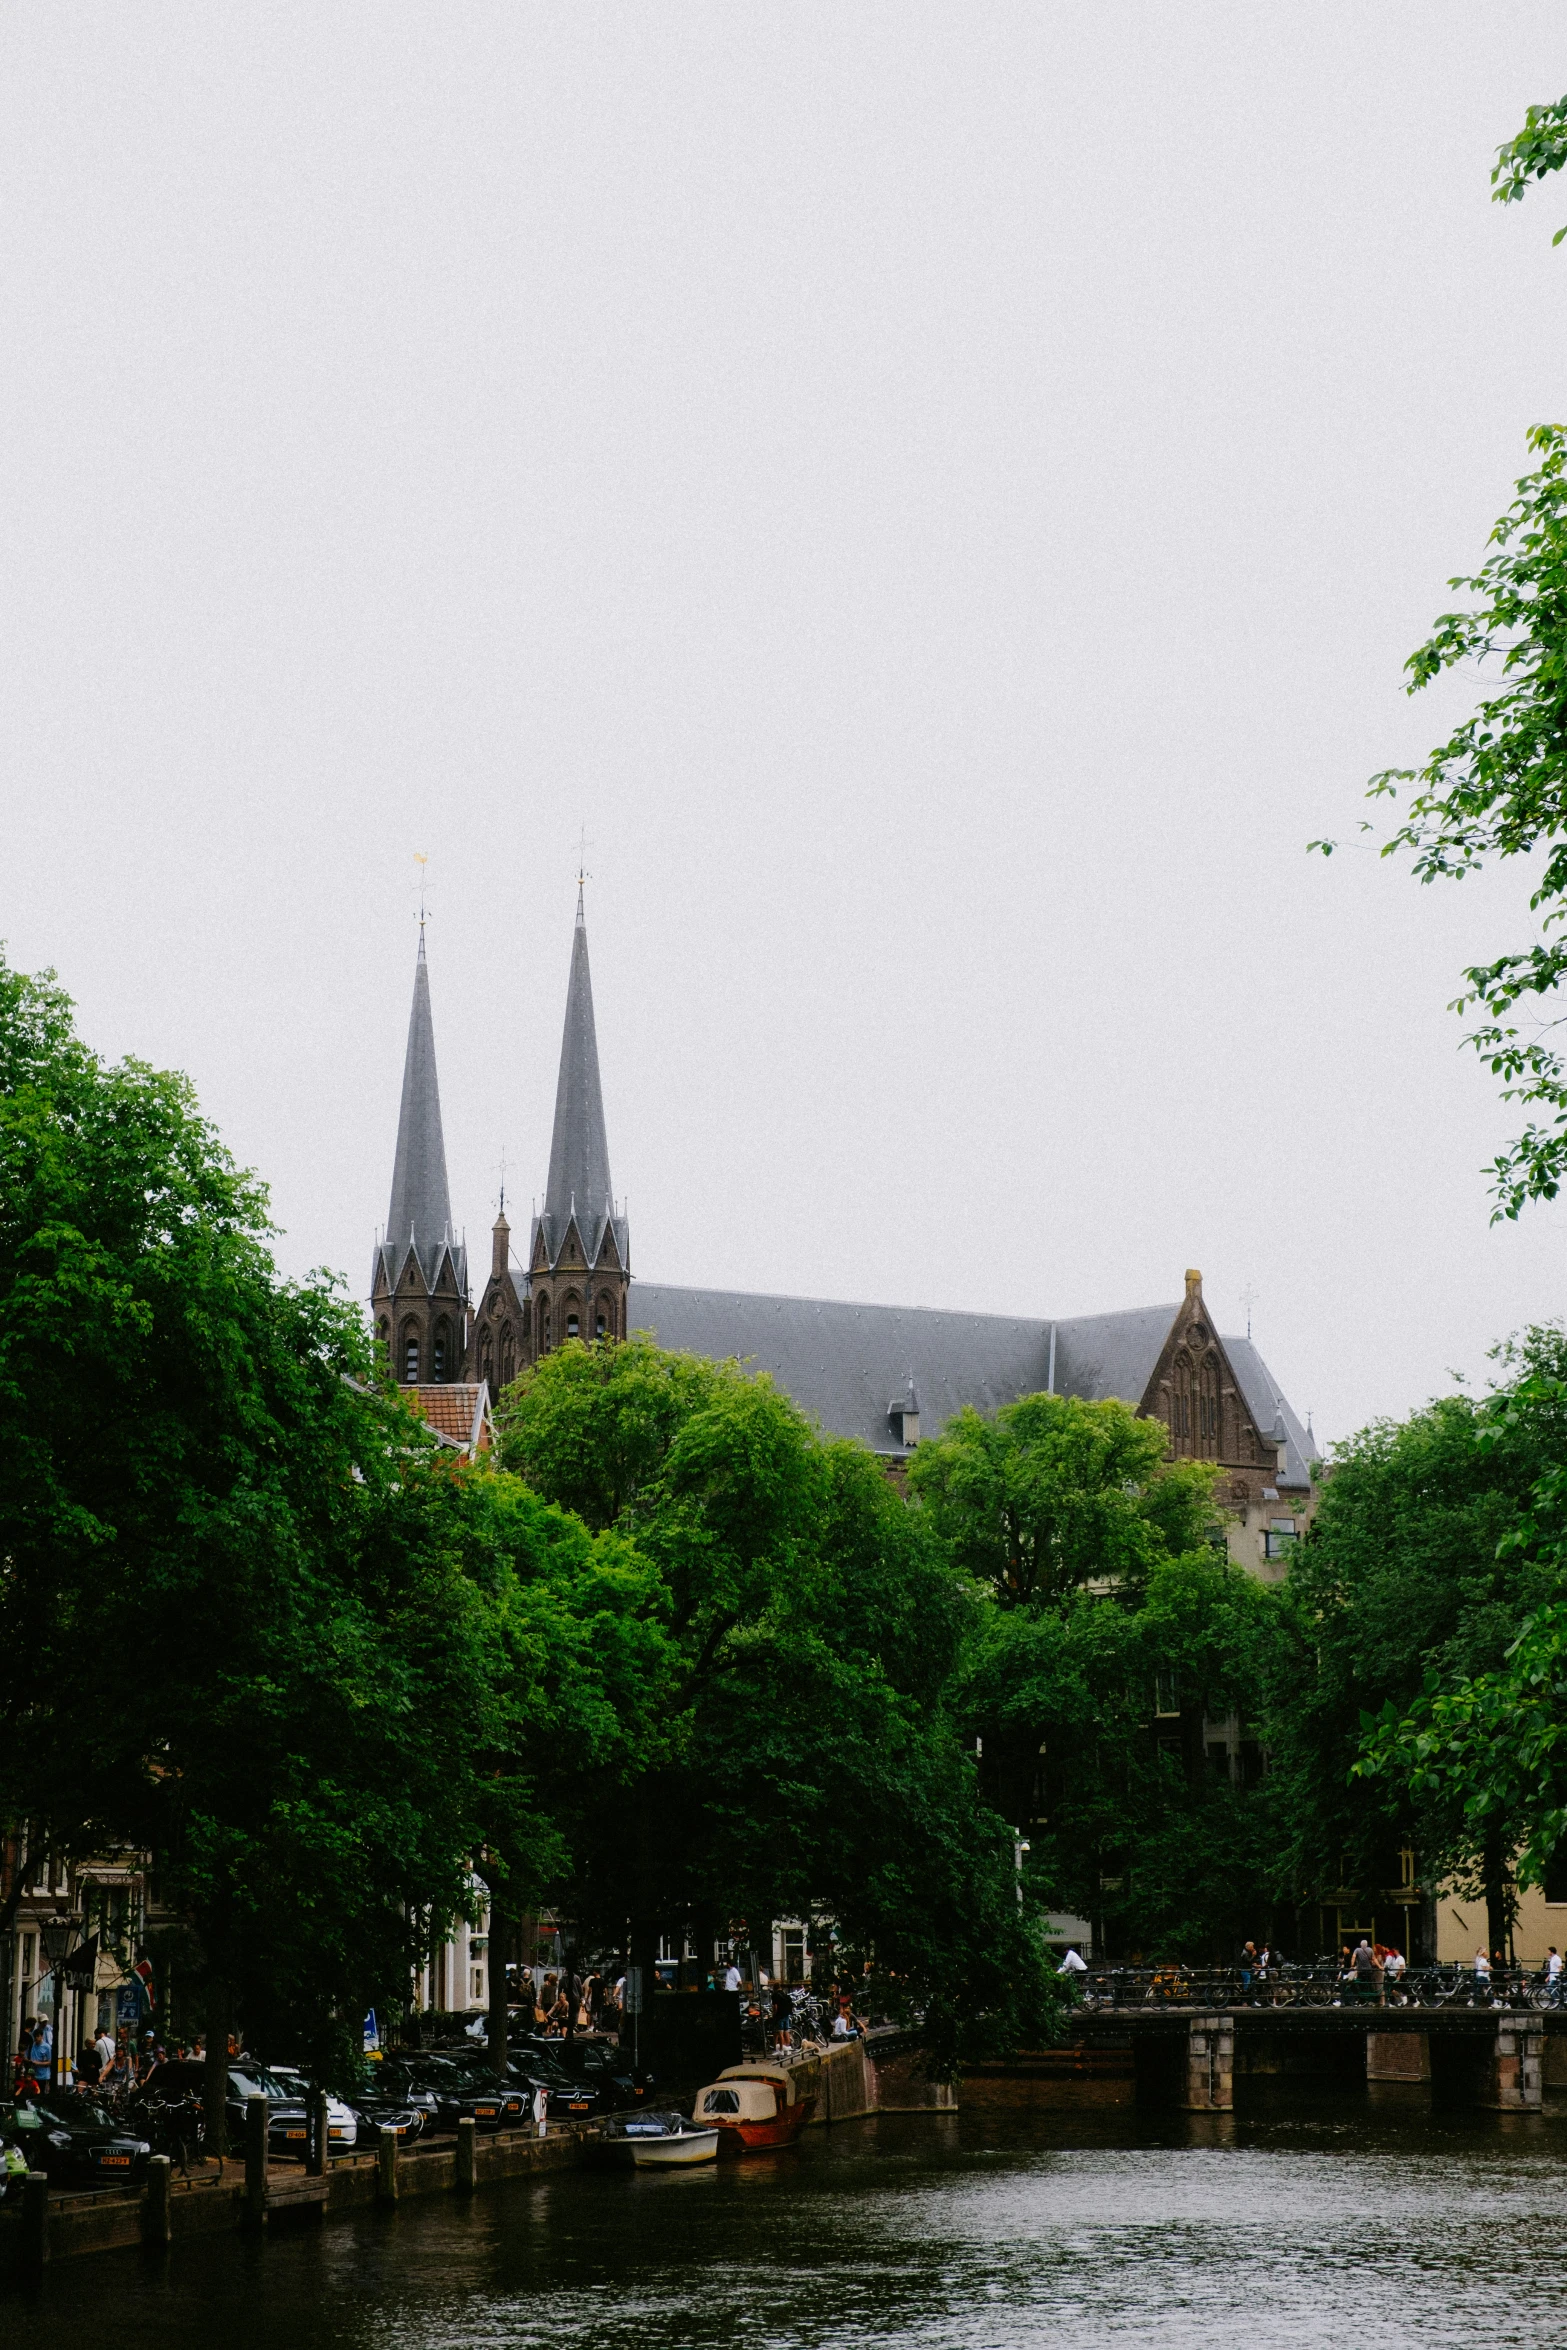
(537, 1297, 551, 1354)
(782, 1928, 806, 1983)
(1545, 1853, 1567, 1905)
(403, 1329, 420, 1383)
(1264, 1517, 1297, 1561)
(1154, 1670, 1179, 1717)
(472, 1968, 485, 2003)
(433, 1322, 450, 1382)
(376, 1316, 389, 1349)
(481, 1334, 494, 1386)
(500, 1324, 515, 1385)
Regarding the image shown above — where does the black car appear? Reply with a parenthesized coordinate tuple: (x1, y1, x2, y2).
(6, 2093, 151, 2189)
(131, 2061, 354, 2160)
(358, 2057, 450, 2135)
(516, 2035, 657, 2115)
(506, 2046, 621, 2122)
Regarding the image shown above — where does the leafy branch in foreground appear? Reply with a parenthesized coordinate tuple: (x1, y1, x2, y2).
(1323, 423, 1567, 1218)
(1492, 92, 1567, 242)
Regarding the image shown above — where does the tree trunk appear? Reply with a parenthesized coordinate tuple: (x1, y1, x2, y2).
(204, 1979, 229, 2164)
(1484, 1824, 1511, 1961)
(487, 1883, 509, 2080)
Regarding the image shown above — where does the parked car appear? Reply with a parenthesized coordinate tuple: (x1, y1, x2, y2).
(131, 2062, 356, 2160)
(265, 2066, 362, 2155)
(506, 2046, 620, 2122)
(357, 2057, 447, 2135)
(516, 2035, 657, 2114)
(5, 2092, 152, 2189)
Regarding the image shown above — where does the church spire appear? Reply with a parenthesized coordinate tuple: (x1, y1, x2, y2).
(386, 928, 455, 1281)
(540, 895, 615, 1263)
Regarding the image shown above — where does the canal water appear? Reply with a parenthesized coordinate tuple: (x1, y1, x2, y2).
(9, 2101, 1567, 2346)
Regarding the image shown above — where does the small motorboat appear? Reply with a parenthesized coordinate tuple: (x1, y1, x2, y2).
(690, 2063, 815, 2154)
(600, 2109, 720, 2168)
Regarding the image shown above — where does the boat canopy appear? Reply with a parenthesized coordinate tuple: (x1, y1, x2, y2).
(697, 2079, 778, 2122)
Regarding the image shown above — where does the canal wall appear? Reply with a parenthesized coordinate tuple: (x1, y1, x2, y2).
(0, 2036, 882, 2282)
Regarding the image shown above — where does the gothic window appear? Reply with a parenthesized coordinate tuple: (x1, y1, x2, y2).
(402, 1325, 420, 1383)
(1198, 1357, 1220, 1459)
(537, 1296, 551, 1355)
(433, 1321, 451, 1383)
(376, 1316, 389, 1348)
(1171, 1352, 1193, 1454)
(564, 1293, 581, 1341)
(480, 1330, 494, 1387)
(596, 1290, 613, 1341)
(500, 1322, 515, 1385)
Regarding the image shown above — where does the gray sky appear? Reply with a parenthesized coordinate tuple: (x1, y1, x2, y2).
(5, 4, 1567, 1447)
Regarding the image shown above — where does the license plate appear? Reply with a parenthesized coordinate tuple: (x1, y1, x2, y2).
(476, 2106, 497, 2118)
(569, 2101, 589, 2111)
(284, 2129, 305, 2140)
(99, 2154, 131, 2167)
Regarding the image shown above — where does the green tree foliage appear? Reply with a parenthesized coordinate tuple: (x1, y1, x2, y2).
(1355, 1337, 1567, 1928)
(499, 1340, 1063, 2064)
(0, 951, 607, 2076)
(910, 1391, 1276, 1959)
(1317, 98, 1567, 1216)
(906, 1393, 1220, 1607)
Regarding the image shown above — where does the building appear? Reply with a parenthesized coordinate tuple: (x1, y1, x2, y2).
(378, 890, 1319, 1577)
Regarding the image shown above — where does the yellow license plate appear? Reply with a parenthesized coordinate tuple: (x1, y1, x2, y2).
(570, 2101, 589, 2110)
(284, 2129, 305, 2140)
(100, 2155, 131, 2166)
(476, 2106, 497, 2117)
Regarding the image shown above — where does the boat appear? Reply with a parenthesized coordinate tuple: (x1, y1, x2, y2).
(599, 2109, 720, 2168)
(690, 2063, 815, 2154)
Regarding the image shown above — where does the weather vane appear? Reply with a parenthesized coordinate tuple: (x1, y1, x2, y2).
(575, 824, 592, 903)
(413, 851, 430, 933)
(498, 1145, 508, 1217)
(1239, 1282, 1259, 1341)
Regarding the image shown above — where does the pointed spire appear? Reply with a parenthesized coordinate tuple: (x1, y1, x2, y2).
(386, 935, 456, 1283)
(541, 899, 615, 1263)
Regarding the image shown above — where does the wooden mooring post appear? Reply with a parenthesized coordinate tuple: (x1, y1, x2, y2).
(244, 2095, 269, 2230)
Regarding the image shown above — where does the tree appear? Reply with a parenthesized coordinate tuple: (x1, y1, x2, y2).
(1274, 1335, 1567, 1950)
(1356, 1338, 1567, 1929)
(1316, 96, 1567, 1216)
(905, 1392, 1220, 1609)
(0, 954, 543, 2102)
(908, 1389, 1278, 1959)
(498, 1338, 1064, 2064)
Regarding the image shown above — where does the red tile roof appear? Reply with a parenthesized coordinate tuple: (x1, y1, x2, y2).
(401, 1382, 492, 1453)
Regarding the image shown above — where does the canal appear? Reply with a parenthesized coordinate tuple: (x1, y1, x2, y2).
(8, 2101, 1567, 2346)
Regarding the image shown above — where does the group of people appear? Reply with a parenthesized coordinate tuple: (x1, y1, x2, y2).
(12, 2015, 218, 2099)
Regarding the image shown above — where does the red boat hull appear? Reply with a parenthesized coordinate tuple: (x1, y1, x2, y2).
(712, 2108, 810, 2155)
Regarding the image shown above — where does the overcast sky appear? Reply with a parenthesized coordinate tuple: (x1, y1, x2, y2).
(6, 4, 1567, 1446)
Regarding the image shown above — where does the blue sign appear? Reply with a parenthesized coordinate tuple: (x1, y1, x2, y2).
(117, 1988, 140, 2024)
(363, 2008, 379, 2052)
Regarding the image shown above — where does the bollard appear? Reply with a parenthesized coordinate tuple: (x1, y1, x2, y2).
(21, 2171, 49, 2273)
(456, 2114, 477, 2194)
(143, 2153, 173, 2246)
(306, 2086, 329, 2177)
(377, 2123, 399, 2205)
(244, 2094, 269, 2230)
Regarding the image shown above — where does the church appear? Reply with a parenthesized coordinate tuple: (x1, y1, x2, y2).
(371, 894, 1318, 1574)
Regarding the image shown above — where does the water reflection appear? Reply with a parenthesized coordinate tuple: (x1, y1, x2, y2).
(11, 2100, 1567, 2349)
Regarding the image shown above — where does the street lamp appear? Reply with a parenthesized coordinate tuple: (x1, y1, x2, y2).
(38, 1913, 82, 2091)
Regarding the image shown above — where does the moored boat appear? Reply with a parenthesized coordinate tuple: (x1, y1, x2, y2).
(600, 2109, 721, 2168)
(691, 2063, 815, 2153)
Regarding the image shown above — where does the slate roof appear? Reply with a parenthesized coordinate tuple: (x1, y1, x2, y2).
(377, 934, 467, 1295)
(535, 897, 629, 1272)
(624, 1280, 1312, 1472)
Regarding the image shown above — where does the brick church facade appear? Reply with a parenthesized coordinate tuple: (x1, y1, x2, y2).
(373, 895, 1319, 1571)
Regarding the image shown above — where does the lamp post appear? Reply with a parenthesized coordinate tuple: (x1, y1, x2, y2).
(38, 1914, 82, 2091)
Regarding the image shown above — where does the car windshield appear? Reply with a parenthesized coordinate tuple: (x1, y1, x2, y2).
(228, 2069, 293, 2102)
(39, 2094, 114, 2130)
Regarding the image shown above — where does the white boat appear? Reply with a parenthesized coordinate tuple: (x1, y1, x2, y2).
(631, 2124, 720, 2168)
(601, 2109, 721, 2168)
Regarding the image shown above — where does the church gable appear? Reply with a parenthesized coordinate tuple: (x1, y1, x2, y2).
(1137, 1270, 1266, 1468)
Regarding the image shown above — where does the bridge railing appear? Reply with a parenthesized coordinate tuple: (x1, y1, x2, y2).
(1070, 1962, 1567, 2011)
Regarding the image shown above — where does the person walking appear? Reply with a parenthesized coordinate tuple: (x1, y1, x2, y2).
(1548, 1946, 1564, 2007)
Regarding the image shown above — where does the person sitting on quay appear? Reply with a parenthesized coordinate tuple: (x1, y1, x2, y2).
(1056, 1945, 1089, 1980)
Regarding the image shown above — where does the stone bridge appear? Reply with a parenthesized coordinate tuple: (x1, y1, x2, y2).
(962, 2005, 1560, 2112)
